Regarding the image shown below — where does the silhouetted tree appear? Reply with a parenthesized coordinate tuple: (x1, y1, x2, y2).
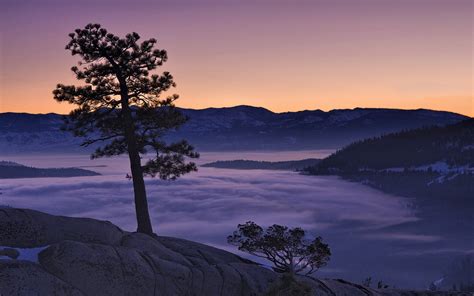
(53, 23, 198, 235)
(228, 221, 331, 276)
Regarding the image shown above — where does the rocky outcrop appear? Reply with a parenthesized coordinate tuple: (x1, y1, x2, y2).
(0, 208, 123, 247)
(0, 208, 469, 296)
(0, 260, 83, 295)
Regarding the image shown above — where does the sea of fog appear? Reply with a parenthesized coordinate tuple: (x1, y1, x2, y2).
(0, 150, 468, 289)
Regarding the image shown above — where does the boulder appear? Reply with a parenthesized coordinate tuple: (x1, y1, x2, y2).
(120, 232, 192, 267)
(0, 260, 83, 295)
(0, 208, 469, 296)
(39, 241, 155, 296)
(0, 208, 123, 247)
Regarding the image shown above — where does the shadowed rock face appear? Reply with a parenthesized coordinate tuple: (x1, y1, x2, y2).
(0, 208, 469, 296)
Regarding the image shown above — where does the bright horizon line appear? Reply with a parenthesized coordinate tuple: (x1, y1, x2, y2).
(2, 104, 472, 117)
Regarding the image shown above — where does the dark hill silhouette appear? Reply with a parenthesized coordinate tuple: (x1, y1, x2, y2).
(202, 158, 321, 171)
(0, 161, 100, 178)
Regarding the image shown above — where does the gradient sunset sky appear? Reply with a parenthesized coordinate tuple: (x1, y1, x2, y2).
(0, 0, 472, 116)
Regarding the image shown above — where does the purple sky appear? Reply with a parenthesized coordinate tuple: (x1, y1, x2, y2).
(0, 0, 472, 115)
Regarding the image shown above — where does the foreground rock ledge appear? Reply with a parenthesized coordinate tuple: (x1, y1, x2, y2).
(0, 208, 467, 296)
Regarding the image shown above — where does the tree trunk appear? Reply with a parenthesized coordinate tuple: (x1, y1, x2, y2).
(117, 75, 154, 235)
(127, 145, 153, 235)
(288, 257, 295, 277)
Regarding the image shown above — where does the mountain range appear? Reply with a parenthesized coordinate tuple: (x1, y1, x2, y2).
(0, 106, 469, 154)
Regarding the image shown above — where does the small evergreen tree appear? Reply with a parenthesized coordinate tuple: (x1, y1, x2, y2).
(228, 221, 331, 276)
(53, 23, 198, 235)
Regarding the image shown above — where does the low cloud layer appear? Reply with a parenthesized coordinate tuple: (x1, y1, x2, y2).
(0, 153, 468, 288)
(1, 168, 415, 241)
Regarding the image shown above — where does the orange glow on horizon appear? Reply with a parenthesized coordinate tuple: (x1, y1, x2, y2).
(0, 0, 472, 117)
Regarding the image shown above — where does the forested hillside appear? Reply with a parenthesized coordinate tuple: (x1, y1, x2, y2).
(307, 119, 474, 174)
(305, 119, 474, 203)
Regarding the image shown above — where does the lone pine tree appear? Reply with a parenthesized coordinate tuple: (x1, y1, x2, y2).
(53, 23, 198, 235)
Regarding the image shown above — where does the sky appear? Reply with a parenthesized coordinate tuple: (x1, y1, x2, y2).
(0, 0, 472, 116)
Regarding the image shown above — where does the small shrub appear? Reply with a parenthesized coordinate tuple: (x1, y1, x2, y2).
(228, 221, 331, 275)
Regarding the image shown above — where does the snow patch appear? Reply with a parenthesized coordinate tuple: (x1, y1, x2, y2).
(0, 246, 49, 263)
(417, 161, 450, 173)
(383, 161, 472, 174)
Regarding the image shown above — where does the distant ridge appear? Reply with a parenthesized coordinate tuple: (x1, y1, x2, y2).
(0, 106, 469, 154)
(202, 158, 321, 171)
(0, 161, 100, 178)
